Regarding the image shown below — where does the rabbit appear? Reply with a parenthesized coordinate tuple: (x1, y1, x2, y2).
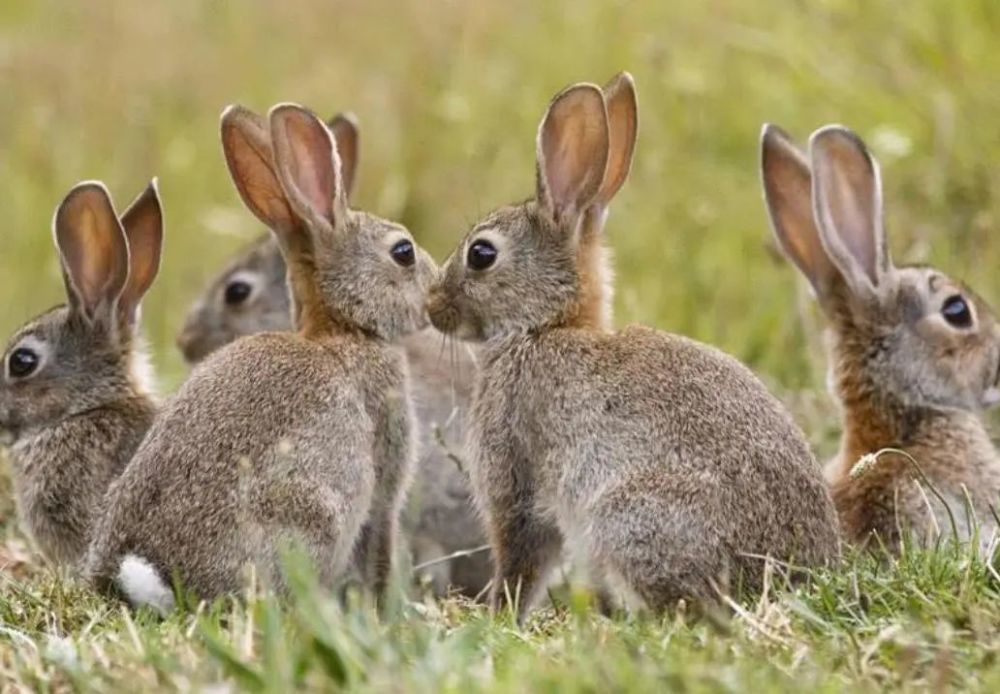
(761, 123, 1000, 553)
(174, 113, 492, 598)
(85, 103, 437, 613)
(0, 180, 163, 566)
(425, 72, 840, 619)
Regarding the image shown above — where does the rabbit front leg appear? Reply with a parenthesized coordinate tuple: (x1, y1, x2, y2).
(358, 381, 416, 599)
(475, 445, 562, 620)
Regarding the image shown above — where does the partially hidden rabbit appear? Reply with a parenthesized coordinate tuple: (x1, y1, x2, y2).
(426, 73, 840, 619)
(86, 103, 436, 613)
(174, 113, 491, 597)
(761, 124, 1000, 552)
(0, 180, 163, 566)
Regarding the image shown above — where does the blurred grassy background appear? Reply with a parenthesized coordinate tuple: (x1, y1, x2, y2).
(2, 0, 999, 456)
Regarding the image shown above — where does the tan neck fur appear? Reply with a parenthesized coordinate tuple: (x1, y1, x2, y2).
(562, 208, 612, 332)
(284, 244, 358, 340)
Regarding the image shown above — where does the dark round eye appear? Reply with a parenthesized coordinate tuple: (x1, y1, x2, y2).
(942, 295, 973, 328)
(391, 239, 415, 267)
(467, 240, 497, 270)
(8, 347, 39, 378)
(224, 280, 253, 306)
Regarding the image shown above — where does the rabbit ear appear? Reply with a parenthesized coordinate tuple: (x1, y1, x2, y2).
(118, 179, 164, 325)
(327, 112, 359, 201)
(536, 83, 609, 226)
(760, 124, 839, 300)
(221, 105, 298, 233)
(810, 125, 892, 297)
(595, 72, 637, 207)
(270, 103, 347, 235)
(52, 182, 130, 326)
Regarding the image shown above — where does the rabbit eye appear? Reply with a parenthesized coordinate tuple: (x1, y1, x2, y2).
(224, 280, 253, 306)
(942, 295, 973, 329)
(390, 239, 415, 267)
(8, 347, 39, 379)
(467, 240, 497, 270)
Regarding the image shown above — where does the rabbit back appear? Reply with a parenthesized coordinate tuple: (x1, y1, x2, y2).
(87, 331, 389, 599)
(473, 325, 839, 601)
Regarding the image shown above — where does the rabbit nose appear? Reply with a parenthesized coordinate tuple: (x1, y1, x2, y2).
(425, 287, 446, 317)
(175, 328, 201, 361)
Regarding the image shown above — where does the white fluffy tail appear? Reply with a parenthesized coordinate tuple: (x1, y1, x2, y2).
(116, 554, 175, 616)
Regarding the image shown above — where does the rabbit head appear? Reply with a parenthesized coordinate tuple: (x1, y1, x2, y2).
(761, 124, 1000, 415)
(177, 113, 360, 363)
(0, 182, 162, 442)
(175, 235, 288, 363)
(220, 104, 436, 341)
(427, 73, 637, 340)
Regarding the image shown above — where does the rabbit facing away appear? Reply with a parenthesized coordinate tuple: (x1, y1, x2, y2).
(174, 114, 491, 598)
(0, 181, 163, 566)
(761, 124, 1000, 552)
(426, 74, 839, 618)
(86, 103, 436, 613)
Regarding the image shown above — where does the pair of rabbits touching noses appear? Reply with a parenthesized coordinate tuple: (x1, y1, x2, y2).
(2, 72, 999, 620)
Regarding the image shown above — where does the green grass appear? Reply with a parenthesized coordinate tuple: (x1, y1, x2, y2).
(2, 546, 1000, 691)
(2, 0, 1000, 690)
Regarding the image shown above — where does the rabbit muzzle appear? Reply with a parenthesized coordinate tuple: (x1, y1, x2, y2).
(0, 402, 18, 446)
(426, 286, 484, 341)
(426, 287, 459, 334)
(982, 348, 1000, 408)
(175, 324, 216, 365)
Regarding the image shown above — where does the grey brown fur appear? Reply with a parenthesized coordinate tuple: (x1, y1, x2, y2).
(761, 124, 1000, 552)
(427, 74, 839, 618)
(86, 103, 436, 606)
(177, 235, 490, 597)
(0, 181, 163, 565)
(175, 115, 491, 597)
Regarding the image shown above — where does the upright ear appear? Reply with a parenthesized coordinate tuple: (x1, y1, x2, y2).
(327, 112, 359, 201)
(220, 105, 297, 233)
(269, 103, 346, 234)
(118, 179, 164, 324)
(760, 124, 839, 299)
(810, 125, 891, 297)
(595, 71, 638, 207)
(53, 182, 130, 325)
(536, 83, 609, 226)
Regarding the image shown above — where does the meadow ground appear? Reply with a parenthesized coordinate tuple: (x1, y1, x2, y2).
(2, 0, 1000, 690)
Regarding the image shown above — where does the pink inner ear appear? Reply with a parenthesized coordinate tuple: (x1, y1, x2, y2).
(57, 186, 129, 315)
(814, 137, 883, 286)
(539, 88, 609, 218)
(281, 113, 340, 222)
(297, 153, 334, 220)
(829, 165, 878, 279)
(82, 214, 113, 293)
